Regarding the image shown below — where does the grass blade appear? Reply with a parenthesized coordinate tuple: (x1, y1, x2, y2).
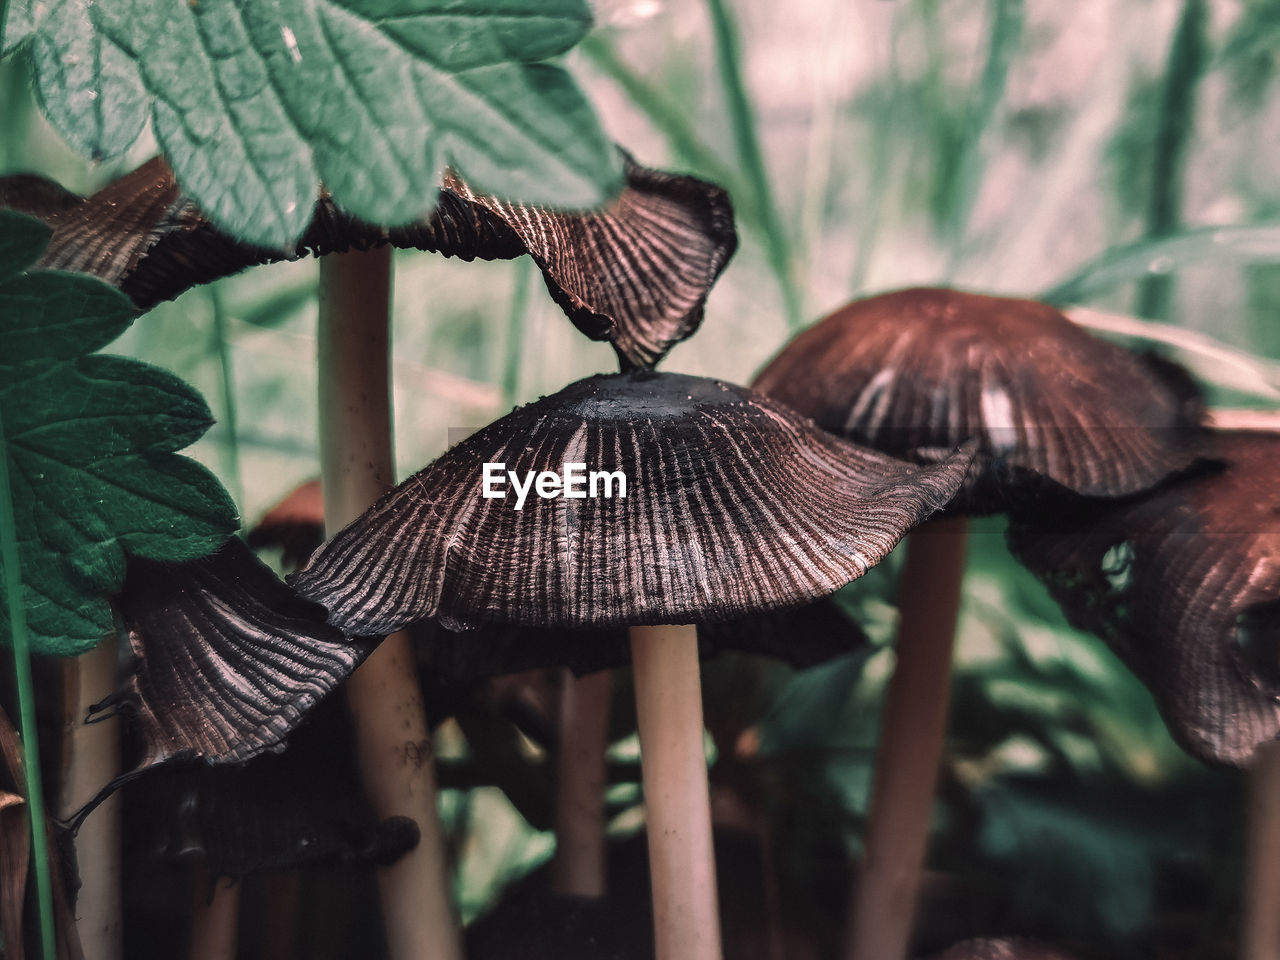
(208, 286, 244, 508)
(1042, 224, 1280, 306)
(705, 0, 803, 330)
(1067, 306, 1280, 402)
(501, 261, 534, 408)
(1136, 0, 1206, 319)
(944, 0, 1023, 275)
(0, 405, 56, 960)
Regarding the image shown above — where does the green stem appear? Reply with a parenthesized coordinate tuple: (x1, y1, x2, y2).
(1137, 0, 1205, 320)
(0, 405, 56, 960)
(704, 0, 802, 331)
(500, 262, 533, 409)
(208, 286, 244, 508)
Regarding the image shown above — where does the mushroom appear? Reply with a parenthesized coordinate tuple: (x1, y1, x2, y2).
(751, 287, 1203, 960)
(291, 369, 975, 960)
(3, 150, 738, 952)
(249, 471, 867, 905)
(249, 479, 867, 678)
(1006, 428, 1280, 959)
(0, 151, 736, 371)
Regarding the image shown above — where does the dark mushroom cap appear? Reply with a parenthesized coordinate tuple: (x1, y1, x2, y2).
(752, 287, 1202, 511)
(248, 480, 865, 675)
(1008, 430, 1280, 766)
(101, 537, 370, 773)
(291, 371, 974, 637)
(1, 152, 735, 370)
(125, 700, 417, 881)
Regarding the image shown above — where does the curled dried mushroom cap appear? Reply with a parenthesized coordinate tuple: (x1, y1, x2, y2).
(753, 287, 1203, 510)
(292, 371, 974, 637)
(99, 538, 370, 772)
(0, 152, 735, 370)
(1009, 430, 1280, 766)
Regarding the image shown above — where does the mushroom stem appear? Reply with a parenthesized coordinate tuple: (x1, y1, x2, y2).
(845, 515, 968, 960)
(551, 668, 612, 898)
(57, 634, 122, 960)
(318, 247, 461, 960)
(188, 865, 239, 960)
(1242, 739, 1280, 960)
(630, 623, 722, 960)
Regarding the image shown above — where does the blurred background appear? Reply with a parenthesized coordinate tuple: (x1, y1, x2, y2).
(5, 0, 1280, 956)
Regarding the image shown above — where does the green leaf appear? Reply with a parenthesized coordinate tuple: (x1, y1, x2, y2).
(14, 0, 623, 247)
(0, 217, 238, 655)
(0, 211, 50, 279)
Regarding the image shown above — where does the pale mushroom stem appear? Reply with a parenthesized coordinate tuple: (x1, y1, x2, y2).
(318, 247, 462, 960)
(550, 668, 613, 898)
(58, 634, 122, 960)
(188, 864, 239, 960)
(845, 515, 969, 960)
(1242, 739, 1280, 960)
(630, 623, 723, 960)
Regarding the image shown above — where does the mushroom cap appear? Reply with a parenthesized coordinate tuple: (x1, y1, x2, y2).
(2, 152, 735, 370)
(103, 537, 370, 771)
(126, 701, 418, 881)
(752, 287, 1202, 511)
(1008, 431, 1280, 766)
(248, 480, 866, 675)
(291, 371, 973, 637)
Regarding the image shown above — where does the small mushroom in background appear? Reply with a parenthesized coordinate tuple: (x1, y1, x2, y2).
(291, 369, 974, 960)
(247, 479, 327, 570)
(1006, 427, 1280, 959)
(752, 287, 1204, 960)
(0, 150, 736, 372)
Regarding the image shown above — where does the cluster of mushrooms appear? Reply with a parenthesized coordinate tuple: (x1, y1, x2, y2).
(3, 150, 1280, 960)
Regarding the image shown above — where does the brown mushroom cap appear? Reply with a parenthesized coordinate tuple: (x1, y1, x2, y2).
(248, 480, 865, 675)
(100, 537, 370, 773)
(1008, 430, 1280, 766)
(126, 700, 418, 882)
(0, 152, 735, 370)
(752, 287, 1203, 511)
(291, 371, 974, 637)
